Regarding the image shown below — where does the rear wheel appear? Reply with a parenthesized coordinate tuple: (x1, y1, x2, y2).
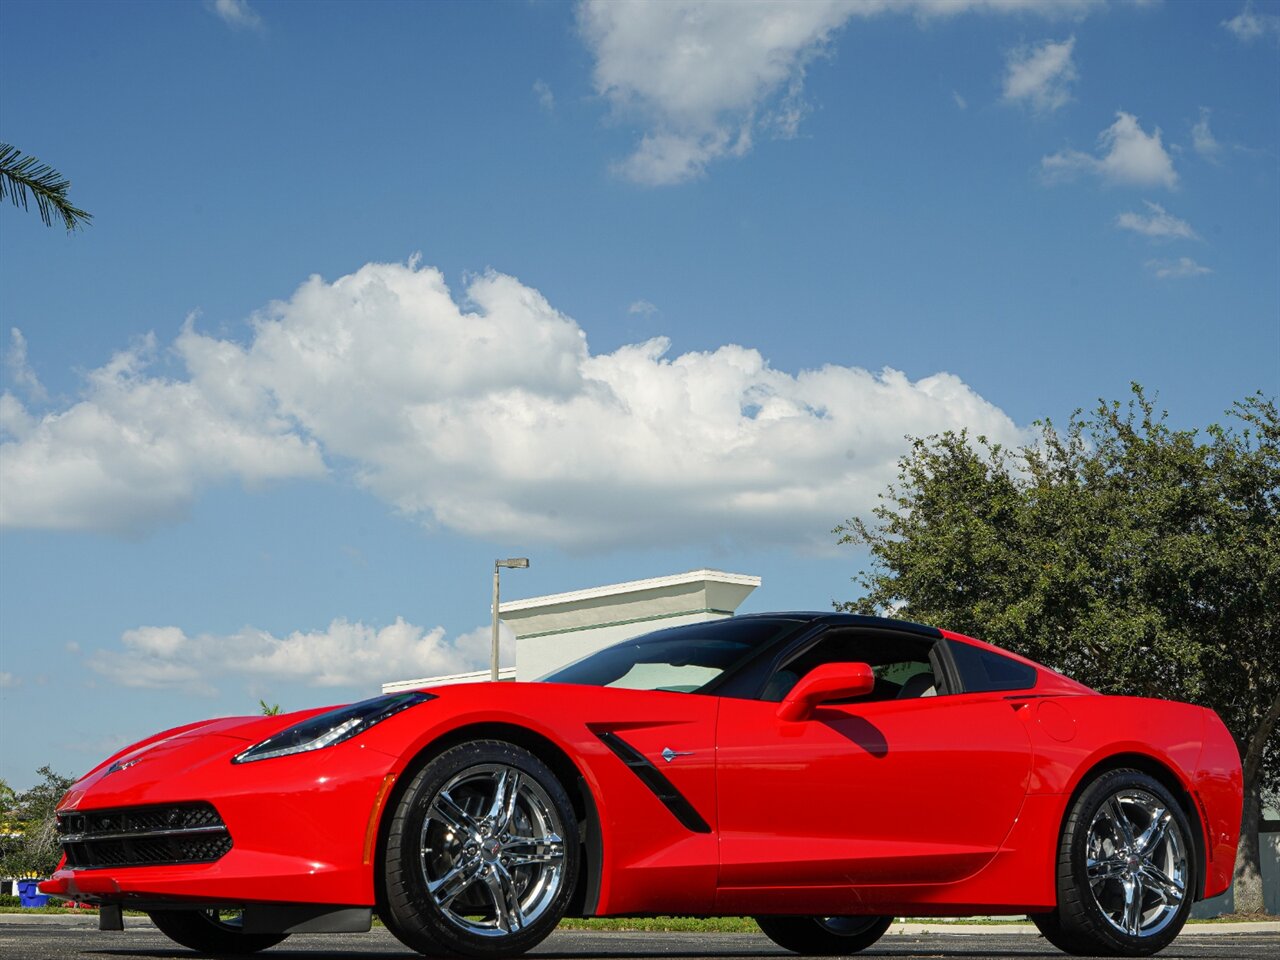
(382, 740, 578, 958)
(1037, 769, 1194, 956)
(754, 915, 892, 954)
(147, 909, 287, 954)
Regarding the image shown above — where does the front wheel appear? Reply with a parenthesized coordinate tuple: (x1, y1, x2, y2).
(1036, 768, 1195, 956)
(148, 909, 287, 955)
(382, 740, 578, 958)
(754, 915, 892, 954)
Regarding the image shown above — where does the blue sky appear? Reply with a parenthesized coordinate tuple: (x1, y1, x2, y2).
(1, 0, 1276, 789)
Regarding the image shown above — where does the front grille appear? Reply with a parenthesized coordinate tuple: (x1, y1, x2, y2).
(58, 802, 232, 870)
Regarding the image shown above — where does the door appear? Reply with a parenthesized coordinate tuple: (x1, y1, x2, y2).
(714, 628, 1032, 909)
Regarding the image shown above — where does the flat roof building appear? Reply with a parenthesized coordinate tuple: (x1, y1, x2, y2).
(382, 569, 759, 693)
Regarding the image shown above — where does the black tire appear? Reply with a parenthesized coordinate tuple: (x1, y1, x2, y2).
(147, 909, 287, 955)
(1030, 909, 1092, 955)
(1037, 768, 1195, 957)
(382, 740, 579, 958)
(754, 915, 893, 954)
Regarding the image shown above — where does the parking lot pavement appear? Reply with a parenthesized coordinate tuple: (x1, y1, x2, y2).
(1, 920, 1277, 960)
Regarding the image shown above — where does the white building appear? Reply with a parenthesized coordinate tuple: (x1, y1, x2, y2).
(382, 569, 759, 693)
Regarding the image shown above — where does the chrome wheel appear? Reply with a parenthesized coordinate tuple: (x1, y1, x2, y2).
(201, 908, 246, 930)
(754, 915, 893, 954)
(1084, 788, 1187, 939)
(816, 916, 885, 936)
(419, 762, 567, 937)
(148, 907, 288, 955)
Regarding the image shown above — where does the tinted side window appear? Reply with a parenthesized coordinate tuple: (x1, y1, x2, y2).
(760, 630, 942, 703)
(948, 640, 1037, 692)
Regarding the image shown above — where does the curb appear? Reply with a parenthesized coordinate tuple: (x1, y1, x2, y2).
(0, 913, 146, 927)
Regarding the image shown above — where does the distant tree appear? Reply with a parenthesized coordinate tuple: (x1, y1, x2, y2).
(836, 387, 1278, 914)
(0, 143, 93, 231)
(0, 778, 19, 842)
(0, 766, 75, 877)
(259, 699, 282, 716)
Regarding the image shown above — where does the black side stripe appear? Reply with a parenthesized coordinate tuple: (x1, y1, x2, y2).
(594, 731, 712, 834)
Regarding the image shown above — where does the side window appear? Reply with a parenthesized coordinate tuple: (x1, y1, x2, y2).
(947, 640, 1037, 693)
(760, 630, 944, 703)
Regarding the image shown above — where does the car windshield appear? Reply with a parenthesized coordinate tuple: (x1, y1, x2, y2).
(539, 618, 800, 694)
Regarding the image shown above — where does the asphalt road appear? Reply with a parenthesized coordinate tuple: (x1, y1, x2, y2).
(2, 922, 1278, 960)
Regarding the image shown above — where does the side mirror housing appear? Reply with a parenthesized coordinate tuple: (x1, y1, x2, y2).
(777, 662, 875, 722)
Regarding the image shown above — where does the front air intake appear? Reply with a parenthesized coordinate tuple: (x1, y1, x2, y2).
(57, 802, 232, 869)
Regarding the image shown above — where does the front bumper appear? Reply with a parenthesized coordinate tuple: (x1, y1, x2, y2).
(41, 735, 397, 908)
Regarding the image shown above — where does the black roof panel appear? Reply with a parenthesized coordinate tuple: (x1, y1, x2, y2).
(734, 611, 942, 639)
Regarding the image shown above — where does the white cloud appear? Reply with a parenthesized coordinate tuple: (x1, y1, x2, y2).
(628, 299, 658, 317)
(2, 259, 1026, 550)
(86, 618, 505, 694)
(1003, 37, 1078, 114)
(579, 0, 1100, 185)
(1191, 107, 1222, 162)
(4, 328, 47, 403)
(1041, 111, 1178, 189)
(952, 90, 968, 110)
(0, 327, 325, 534)
(533, 79, 555, 112)
(0, 671, 18, 689)
(1115, 201, 1198, 241)
(1146, 257, 1212, 279)
(1222, 2, 1280, 42)
(208, 0, 263, 31)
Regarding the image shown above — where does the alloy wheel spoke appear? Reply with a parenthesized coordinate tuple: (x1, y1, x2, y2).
(1107, 798, 1137, 848)
(1134, 807, 1170, 856)
(484, 865, 525, 932)
(431, 790, 480, 838)
(429, 861, 484, 908)
(486, 768, 522, 832)
(1121, 876, 1145, 936)
(1088, 855, 1129, 882)
(502, 833, 564, 866)
(1139, 863, 1184, 906)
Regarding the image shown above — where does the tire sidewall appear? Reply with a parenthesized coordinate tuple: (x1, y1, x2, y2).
(385, 740, 579, 958)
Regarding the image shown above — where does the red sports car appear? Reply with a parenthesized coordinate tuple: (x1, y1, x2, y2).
(43, 613, 1242, 958)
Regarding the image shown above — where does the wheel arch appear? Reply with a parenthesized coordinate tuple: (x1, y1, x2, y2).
(372, 721, 603, 919)
(1060, 751, 1208, 903)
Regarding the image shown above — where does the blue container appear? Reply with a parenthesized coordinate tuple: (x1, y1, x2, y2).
(17, 878, 50, 908)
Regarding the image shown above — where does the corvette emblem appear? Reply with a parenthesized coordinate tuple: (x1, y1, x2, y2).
(660, 747, 692, 763)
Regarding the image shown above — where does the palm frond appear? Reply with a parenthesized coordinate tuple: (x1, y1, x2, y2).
(0, 142, 93, 231)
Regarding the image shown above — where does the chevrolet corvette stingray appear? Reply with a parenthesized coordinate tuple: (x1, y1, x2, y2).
(43, 613, 1242, 958)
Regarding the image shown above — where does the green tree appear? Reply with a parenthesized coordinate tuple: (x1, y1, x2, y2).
(836, 387, 1278, 914)
(259, 699, 282, 716)
(0, 143, 93, 231)
(0, 766, 76, 878)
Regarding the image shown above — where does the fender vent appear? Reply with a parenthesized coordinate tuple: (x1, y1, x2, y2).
(594, 732, 711, 833)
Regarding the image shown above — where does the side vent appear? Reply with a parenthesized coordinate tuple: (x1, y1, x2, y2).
(594, 731, 711, 833)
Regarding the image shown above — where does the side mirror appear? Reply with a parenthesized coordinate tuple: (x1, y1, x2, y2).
(777, 662, 875, 722)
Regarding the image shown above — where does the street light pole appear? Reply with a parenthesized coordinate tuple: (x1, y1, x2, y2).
(491, 558, 529, 682)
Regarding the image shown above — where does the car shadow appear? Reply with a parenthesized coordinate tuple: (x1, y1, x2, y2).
(812, 711, 889, 757)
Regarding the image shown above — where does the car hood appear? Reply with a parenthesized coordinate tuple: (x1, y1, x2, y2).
(63, 710, 331, 810)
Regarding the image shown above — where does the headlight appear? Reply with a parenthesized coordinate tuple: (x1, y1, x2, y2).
(232, 691, 434, 764)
